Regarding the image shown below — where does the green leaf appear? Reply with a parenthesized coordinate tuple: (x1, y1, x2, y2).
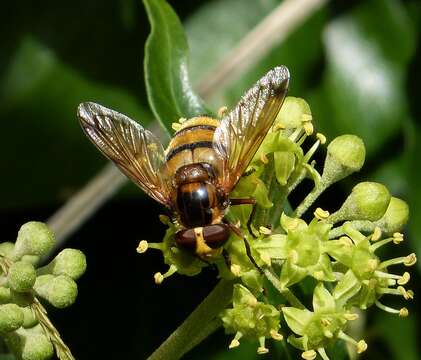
(408, 126, 421, 271)
(310, 0, 416, 155)
(143, 0, 207, 135)
(373, 312, 418, 360)
(0, 36, 150, 209)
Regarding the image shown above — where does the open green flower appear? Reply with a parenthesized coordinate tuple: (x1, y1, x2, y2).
(283, 283, 366, 360)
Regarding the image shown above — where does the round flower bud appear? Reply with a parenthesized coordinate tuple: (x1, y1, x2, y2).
(322, 135, 365, 186)
(328, 182, 391, 223)
(11, 222, 55, 261)
(0, 286, 11, 303)
(37, 248, 87, 280)
(5, 326, 54, 360)
(21, 331, 54, 360)
(33, 275, 78, 309)
(0, 242, 15, 257)
(21, 306, 38, 328)
(8, 261, 37, 292)
(275, 97, 311, 129)
(0, 304, 24, 333)
(375, 197, 409, 234)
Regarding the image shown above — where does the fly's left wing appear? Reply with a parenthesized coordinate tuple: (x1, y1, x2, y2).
(77, 102, 172, 207)
(213, 66, 290, 192)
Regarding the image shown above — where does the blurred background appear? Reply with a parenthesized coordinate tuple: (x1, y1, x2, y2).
(0, 0, 420, 359)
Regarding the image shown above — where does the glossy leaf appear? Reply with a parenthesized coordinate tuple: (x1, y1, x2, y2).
(0, 37, 150, 209)
(185, 0, 327, 108)
(310, 0, 416, 155)
(143, 0, 207, 135)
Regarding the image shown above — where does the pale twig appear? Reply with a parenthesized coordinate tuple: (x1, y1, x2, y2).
(197, 0, 328, 98)
(47, 0, 328, 247)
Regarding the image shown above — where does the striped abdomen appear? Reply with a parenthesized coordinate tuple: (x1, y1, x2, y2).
(164, 117, 221, 177)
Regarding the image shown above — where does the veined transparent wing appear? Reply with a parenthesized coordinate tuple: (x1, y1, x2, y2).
(77, 102, 172, 207)
(213, 66, 289, 192)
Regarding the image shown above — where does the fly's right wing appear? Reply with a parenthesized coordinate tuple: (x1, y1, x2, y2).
(213, 66, 290, 192)
(77, 102, 172, 207)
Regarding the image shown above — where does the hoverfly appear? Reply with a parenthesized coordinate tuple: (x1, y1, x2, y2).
(77, 66, 289, 262)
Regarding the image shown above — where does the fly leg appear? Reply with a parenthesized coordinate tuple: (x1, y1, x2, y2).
(224, 220, 262, 273)
(230, 198, 258, 238)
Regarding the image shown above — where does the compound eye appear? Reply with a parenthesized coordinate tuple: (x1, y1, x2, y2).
(203, 224, 230, 249)
(175, 229, 196, 252)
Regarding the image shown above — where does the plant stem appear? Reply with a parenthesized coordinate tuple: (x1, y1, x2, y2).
(263, 268, 305, 309)
(147, 279, 234, 360)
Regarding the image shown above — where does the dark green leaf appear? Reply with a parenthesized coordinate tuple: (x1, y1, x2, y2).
(373, 311, 418, 360)
(408, 126, 421, 271)
(0, 36, 149, 209)
(310, 0, 416, 155)
(143, 0, 207, 135)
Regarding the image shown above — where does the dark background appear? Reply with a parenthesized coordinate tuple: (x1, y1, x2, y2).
(0, 0, 420, 359)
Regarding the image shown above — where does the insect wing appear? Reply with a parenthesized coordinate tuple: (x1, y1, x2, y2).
(77, 102, 172, 207)
(213, 66, 290, 192)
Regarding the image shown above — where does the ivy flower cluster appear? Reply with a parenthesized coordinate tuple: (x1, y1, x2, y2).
(138, 97, 415, 359)
(0, 222, 86, 360)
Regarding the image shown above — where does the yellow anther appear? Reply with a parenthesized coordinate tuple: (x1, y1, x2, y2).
(259, 226, 272, 235)
(154, 272, 164, 285)
(273, 123, 286, 132)
(357, 340, 368, 354)
(314, 207, 330, 220)
(316, 133, 326, 145)
(257, 346, 269, 355)
(260, 153, 269, 164)
(178, 117, 187, 123)
(323, 330, 333, 338)
(246, 296, 258, 308)
(302, 350, 317, 360)
(367, 259, 378, 271)
(404, 253, 417, 266)
(230, 264, 242, 277)
(398, 272, 410, 285)
(303, 122, 314, 135)
(316, 133, 326, 144)
(344, 312, 359, 321)
(398, 286, 414, 300)
(339, 236, 353, 246)
(301, 113, 313, 122)
(393, 232, 404, 244)
(136, 240, 148, 254)
(399, 307, 409, 317)
(313, 271, 324, 280)
(270, 329, 283, 341)
(371, 227, 382, 241)
(320, 318, 331, 327)
(217, 106, 228, 118)
(229, 339, 240, 349)
(172, 123, 182, 131)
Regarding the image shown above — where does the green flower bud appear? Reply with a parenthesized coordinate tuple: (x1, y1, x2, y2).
(0, 303, 24, 333)
(275, 96, 311, 129)
(5, 325, 54, 360)
(8, 261, 37, 292)
(322, 135, 365, 185)
(0, 286, 11, 303)
(0, 242, 15, 257)
(37, 248, 87, 280)
(11, 222, 55, 261)
(274, 151, 295, 186)
(21, 306, 38, 328)
(374, 197, 409, 234)
(33, 275, 77, 309)
(328, 182, 391, 223)
(221, 284, 280, 341)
